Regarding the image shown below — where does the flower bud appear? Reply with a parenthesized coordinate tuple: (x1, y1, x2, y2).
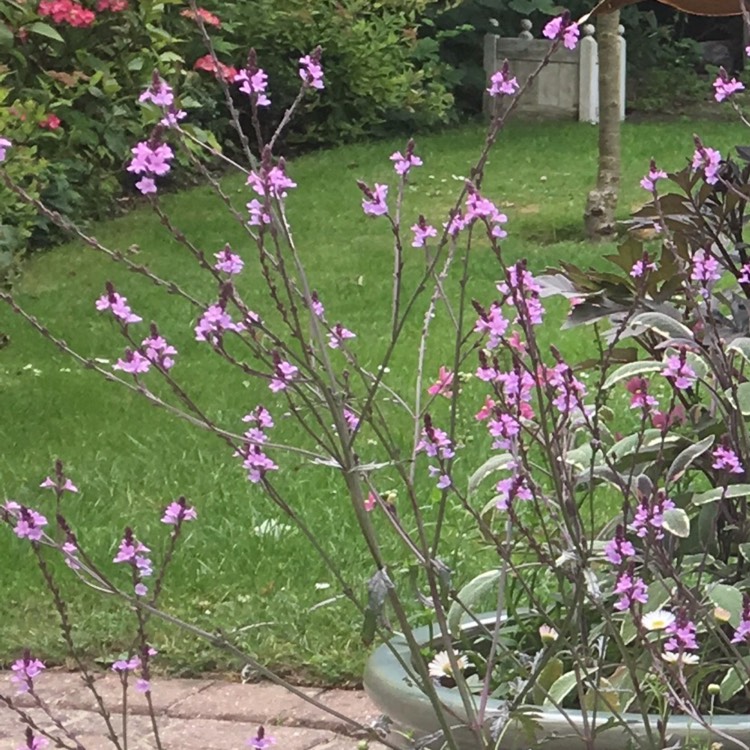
(708, 683, 721, 696)
(539, 624, 559, 643)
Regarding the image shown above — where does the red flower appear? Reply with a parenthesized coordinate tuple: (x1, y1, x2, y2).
(180, 7, 220, 26)
(97, 0, 127, 10)
(193, 54, 237, 83)
(38, 0, 95, 26)
(39, 113, 62, 130)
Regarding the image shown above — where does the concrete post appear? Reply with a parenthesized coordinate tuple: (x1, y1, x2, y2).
(578, 24, 598, 124)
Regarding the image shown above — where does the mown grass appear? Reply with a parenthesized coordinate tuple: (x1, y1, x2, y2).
(0, 117, 746, 684)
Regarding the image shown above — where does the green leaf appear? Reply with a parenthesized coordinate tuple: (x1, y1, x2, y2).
(739, 543, 750, 562)
(532, 657, 563, 705)
(565, 444, 598, 472)
(707, 583, 743, 628)
(693, 484, 750, 505)
(727, 382, 750, 416)
(0, 23, 13, 50)
(448, 570, 501, 635)
(666, 435, 714, 485)
(720, 660, 750, 702)
(727, 337, 750, 366)
(543, 669, 591, 708)
(602, 360, 662, 390)
(608, 429, 682, 464)
(468, 455, 513, 497)
(28, 22, 65, 42)
(581, 677, 620, 713)
(662, 508, 690, 538)
(629, 312, 694, 341)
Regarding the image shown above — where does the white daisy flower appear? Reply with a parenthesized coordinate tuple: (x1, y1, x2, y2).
(662, 651, 700, 665)
(539, 625, 559, 643)
(642, 609, 676, 631)
(428, 650, 468, 679)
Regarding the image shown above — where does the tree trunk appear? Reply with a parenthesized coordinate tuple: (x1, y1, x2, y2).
(584, 11, 621, 242)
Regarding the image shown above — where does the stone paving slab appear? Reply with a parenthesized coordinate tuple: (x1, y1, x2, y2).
(0, 671, 381, 750)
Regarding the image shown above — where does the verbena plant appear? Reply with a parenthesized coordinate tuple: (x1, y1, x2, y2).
(4, 4, 750, 750)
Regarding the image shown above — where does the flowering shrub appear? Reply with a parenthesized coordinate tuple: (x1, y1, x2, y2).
(0, 0, 455, 264)
(7, 6, 750, 750)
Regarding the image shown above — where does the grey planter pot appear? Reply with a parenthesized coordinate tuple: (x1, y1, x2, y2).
(363, 616, 750, 750)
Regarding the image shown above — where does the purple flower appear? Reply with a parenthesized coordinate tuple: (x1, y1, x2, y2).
(238, 444, 278, 484)
(11, 653, 46, 694)
(343, 407, 359, 432)
(429, 467, 452, 489)
(692, 139, 722, 185)
(243, 406, 274, 430)
(359, 182, 388, 217)
(630, 490, 675, 541)
(214, 246, 244, 275)
(603, 526, 636, 566)
(128, 141, 174, 177)
(136, 177, 157, 195)
(40, 463, 78, 495)
(732, 598, 750, 644)
(248, 199, 272, 227)
(62, 541, 80, 570)
(444, 210, 466, 237)
(475, 304, 509, 349)
(134, 582, 148, 597)
(113, 529, 152, 587)
(499, 262, 545, 326)
(14, 507, 48, 541)
(662, 351, 696, 390)
(112, 655, 141, 673)
(139, 73, 174, 108)
(664, 614, 699, 652)
(235, 51, 271, 106)
(0, 137, 11, 162)
(691, 248, 721, 296)
(543, 14, 580, 50)
(19, 729, 48, 750)
(96, 284, 142, 324)
(299, 50, 324, 90)
(640, 160, 668, 192)
(390, 139, 423, 176)
(465, 188, 508, 239)
(327, 324, 356, 349)
(614, 571, 648, 611)
(488, 61, 519, 97)
(141, 329, 177, 370)
(630, 255, 657, 278)
(269, 357, 299, 392)
(248, 726, 275, 750)
(416, 416, 455, 461)
(160, 106, 187, 128)
(495, 469, 533, 510)
(713, 445, 744, 474)
(310, 291, 325, 318)
(161, 497, 198, 525)
(714, 67, 745, 102)
(247, 163, 296, 200)
(195, 303, 244, 344)
(113, 349, 151, 375)
(625, 376, 658, 411)
(411, 216, 438, 248)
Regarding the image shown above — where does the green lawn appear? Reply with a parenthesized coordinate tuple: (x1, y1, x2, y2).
(0, 117, 745, 684)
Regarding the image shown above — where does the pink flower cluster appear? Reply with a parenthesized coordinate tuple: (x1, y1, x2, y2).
(390, 139, 422, 177)
(495, 464, 533, 510)
(542, 13, 580, 50)
(11, 652, 46, 694)
(416, 416, 454, 488)
(195, 301, 245, 344)
(299, 49, 324, 90)
(692, 139, 722, 185)
(713, 444, 744, 474)
(327, 323, 356, 349)
(195, 55, 238, 84)
(161, 496, 198, 525)
(630, 490, 675, 541)
(630, 252, 657, 278)
(690, 248, 721, 297)
(499, 262, 545, 326)
(487, 61, 519, 97)
(235, 50, 270, 106)
(359, 181, 388, 217)
(661, 349, 696, 390)
(38, 0, 95, 27)
(113, 527, 152, 597)
(4, 502, 48, 541)
(214, 245, 244, 275)
(96, 283, 142, 324)
(640, 160, 667, 193)
(236, 406, 277, 483)
(411, 215, 437, 248)
(97, 0, 128, 10)
(269, 353, 298, 392)
(247, 159, 296, 227)
(127, 134, 174, 195)
(713, 67, 745, 102)
(625, 376, 658, 411)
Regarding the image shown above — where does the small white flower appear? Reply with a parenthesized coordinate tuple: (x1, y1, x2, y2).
(428, 650, 468, 679)
(539, 625, 559, 643)
(642, 609, 676, 632)
(662, 651, 700, 665)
